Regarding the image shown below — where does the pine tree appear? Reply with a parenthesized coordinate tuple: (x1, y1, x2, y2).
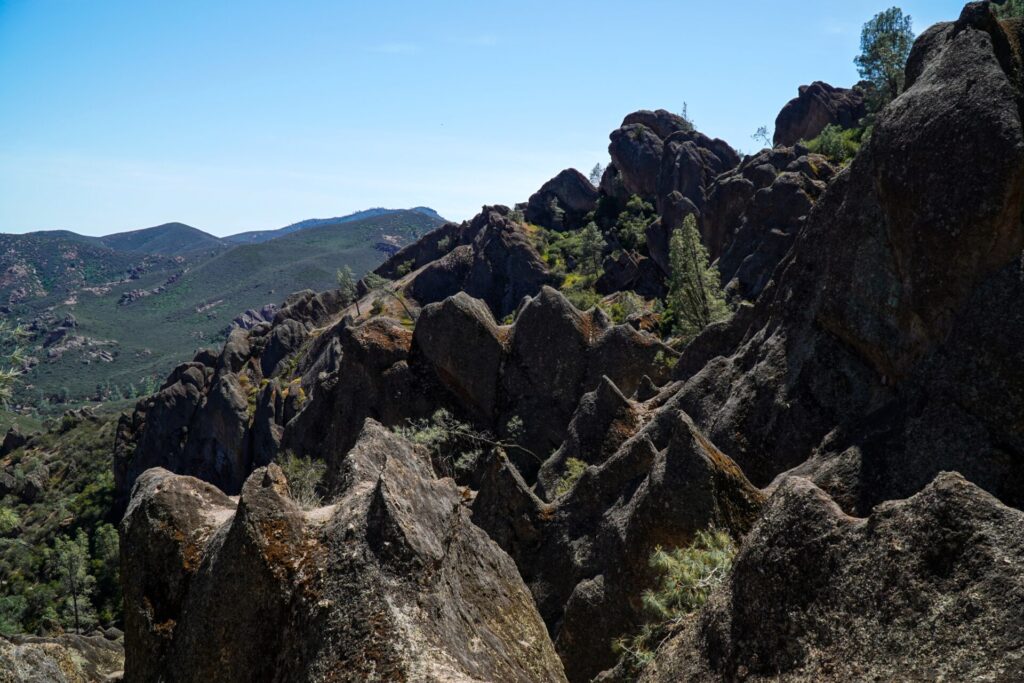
(52, 530, 97, 633)
(336, 265, 360, 315)
(578, 222, 606, 275)
(855, 7, 914, 115)
(666, 215, 730, 338)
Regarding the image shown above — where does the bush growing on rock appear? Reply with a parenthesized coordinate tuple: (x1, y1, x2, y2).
(804, 124, 862, 165)
(553, 457, 587, 498)
(277, 452, 326, 509)
(615, 195, 655, 250)
(614, 530, 736, 670)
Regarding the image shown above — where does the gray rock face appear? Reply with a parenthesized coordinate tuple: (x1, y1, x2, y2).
(773, 81, 866, 147)
(713, 147, 833, 300)
(407, 206, 557, 319)
(121, 422, 567, 683)
(640, 473, 1024, 682)
(473, 405, 763, 682)
(669, 3, 1024, 497)
(0, 633, 123, 682)
(524, 168, 600, 231)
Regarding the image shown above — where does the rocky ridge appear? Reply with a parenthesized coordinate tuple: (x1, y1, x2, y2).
(112, 4, 1024, 682)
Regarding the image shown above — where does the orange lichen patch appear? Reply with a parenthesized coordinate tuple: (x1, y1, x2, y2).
(153, 618, 177, 638)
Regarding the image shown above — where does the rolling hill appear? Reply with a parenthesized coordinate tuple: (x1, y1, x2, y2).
(2, 208, 446, 407)
(223, 206, 446, 245)
(98, 222, 227, 256)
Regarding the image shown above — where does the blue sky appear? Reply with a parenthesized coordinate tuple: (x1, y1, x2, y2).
(0, 0, 964, 236)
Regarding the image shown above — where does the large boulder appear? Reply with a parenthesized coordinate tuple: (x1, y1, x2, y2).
(121, 422, 567, 683)
(640, 473, 1024, 681)
(524, 168, 600, 231)
(715, 149, 832, 300)
(773, 81, 866, 147)
(407, 206, 556, 319)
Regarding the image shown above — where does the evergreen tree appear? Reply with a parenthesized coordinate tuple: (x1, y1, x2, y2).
(665, 215, 730, 338)
(589, 163, 604, 187)
(578, 222, 607, 275)
(855, 7, 914, 115)
(52, 530, 97, 633)
(336, 265, 360, 315)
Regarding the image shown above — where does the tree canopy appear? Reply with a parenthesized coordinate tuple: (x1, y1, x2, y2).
(855, 7, 914, 115)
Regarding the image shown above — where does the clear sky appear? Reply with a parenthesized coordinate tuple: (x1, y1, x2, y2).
(0, 0, 965, 236)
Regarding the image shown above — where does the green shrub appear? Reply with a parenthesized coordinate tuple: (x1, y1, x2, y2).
(615, 196, 655, 250)
(614, 529, 736, 669)
(608, 291, 645, 325)
(804, 124, 862, 165)
(554, 458, 587, 498)
(278, 453, 327, 510)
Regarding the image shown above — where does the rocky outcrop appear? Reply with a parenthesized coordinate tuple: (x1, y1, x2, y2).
(773, 81, 866, 147)
(640, 473, 1024, 681)
(414, 287, 677, 475)
(713, 146, 833, 299)
(121, 422, 567, 683)
(524, 169, 600, 231)
(669, 3, 1024, 496)
(406, 206, 557, 319)
(607, 111, 739, 218)
(113, 290, 334, 508)
(473, 407, 763, 682)
(0, 633, 123, 682)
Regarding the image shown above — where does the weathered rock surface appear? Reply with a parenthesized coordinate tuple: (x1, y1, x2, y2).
(524, 168, 600, 231)
(670, 3, 1024, 497)
(0, 633, 123, 683)
(773, 81, 866, 147)
(121, 422, 567, 683)
(473, 406, 763, 682)
(640, 474, 1024, 682)
(713, 146, 833, 299)
(407, 206, 557, 319)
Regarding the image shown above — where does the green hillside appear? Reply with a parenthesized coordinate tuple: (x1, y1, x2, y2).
(4, 209, 445, 408)
(98, 222, 227, 256)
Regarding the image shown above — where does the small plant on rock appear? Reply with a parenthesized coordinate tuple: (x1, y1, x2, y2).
(279, 452, 327, 510)
(614, 529, 736, 670)
(554, 458, 587, 498)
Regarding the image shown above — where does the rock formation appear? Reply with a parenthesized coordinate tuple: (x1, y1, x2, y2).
(0, 633, 123, 682)
(121, 422, 567, 682)
(115, 5, 1024, 682)
(773, 81, 866, 147)
(635, 473, 1024, 682)
(524, 169, 600, 231)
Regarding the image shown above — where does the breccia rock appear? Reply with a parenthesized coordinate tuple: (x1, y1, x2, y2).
(121, 421, 567, 683)
(406, 205, 557, 319)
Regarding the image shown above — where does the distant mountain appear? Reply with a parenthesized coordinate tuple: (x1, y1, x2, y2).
(2, 209, 446, 406)
(224, 207, 446, 245)
(98, 222, 227, 256)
